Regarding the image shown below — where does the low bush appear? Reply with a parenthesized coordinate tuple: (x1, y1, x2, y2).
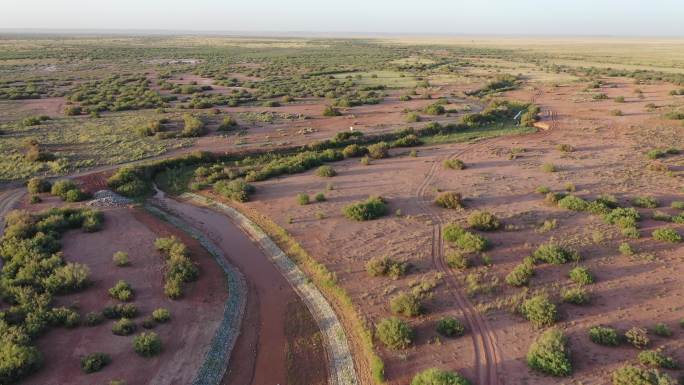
(520, 294, 557, 328)
(424, 103, 446, 115)
(217, 115, 238, 131)
(342, 196, 387, 221)
(558, 195, 588, 211)
(180, 113, 206, 137)
(113, 251, 129, 267)
(638, 350, 678, 369)
(612, 366, 677, 385)
(533, 243, 574, 264)
(133, 332, 162, 357)
(152, 308, 170, 323)
(562, 287, 589, 305)
(526, 329, 572, 377)
(322, 105, 341, 117)
(375, 317, 413, 350)
(27, 177, 51, 194)
(390, 292, 423, 317)
(652, 323, 672, 337)
(646, 149, 666, 160)
(102, 304, 137, 319)
(367, 142, 389, 159)
(436, 317, 465, 337)
(112, 318, 136, 336)
(568, 266, 594, 285)
(214, 179, 255, 202)
(314, 192, 326, 202)
(443, 159, 465, 170)
(505, 262, 534, 287)
(632, 196, 659, 208)
(625, 327, 649, 349)
(652, 228, 682, 243)
(81, 352, 110, 374)
(342, 144, 366, 158)
(405, 112, 420, 122)
(108, 280, 134, 302)
(671, 201, 684, 210)
(365, 256, 407, 279)
(48, 307, 80, 328)
(50, 179, 78, 199)
(85, 312, 104, 326)
(411, 368, 471, 385)
(434, 192, 462, 209)
(618, 242, 634, 255)
(603, 207, 640, 228)
(556, 144, 575, 152)
(589, 326, 620, 346)
(446, 251, 471, 270)
(541, 163, 556, 173)
(316, 165, 337, 177)
(467, 210, 500, 231)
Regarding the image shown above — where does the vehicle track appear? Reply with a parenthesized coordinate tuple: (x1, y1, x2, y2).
(412, 93, 554, 385)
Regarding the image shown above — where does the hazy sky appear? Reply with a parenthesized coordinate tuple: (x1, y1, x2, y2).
(3, 0, 684, 36)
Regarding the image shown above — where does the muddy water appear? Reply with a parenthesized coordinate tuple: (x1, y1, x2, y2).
(159, 197, 298, 385)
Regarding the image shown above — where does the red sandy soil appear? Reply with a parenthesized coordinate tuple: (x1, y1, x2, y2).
(21, 207, 227, 385)
(156, 195, 327, 385)
(240, 78, 684, 384)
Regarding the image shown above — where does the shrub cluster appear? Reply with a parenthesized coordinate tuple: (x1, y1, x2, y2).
(365, 256, 407, 279)
(154, 236, 199, 299)
(520, 294, 557, 328)
(505, 260, 535, 287)
(526, 329, 572, 377)
(214, 179, 255, 202)
(436, 317, 465, 337)
(568, 266, 594, 285)
(375, 317, 413, 349)
(467, 211, 500, 231)
(612, 366, 677, 385)
(589, 326, 620, 346)
(652, 228, 682, 243)
(133, 332, 162, 357)
(390, 291, 423, 317)
(434, 192, 463, 209)
(80, 352, 111, 374)
(411, 368, 471, 385)
(442, 224, 488, 252)
(533, 243, 574, 264)
(316, 165, 337, 177)
(638, 350, 678, 369)
(342, 196, 387, 221)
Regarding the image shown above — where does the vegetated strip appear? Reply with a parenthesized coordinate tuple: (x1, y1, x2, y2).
(182, 192, 364, 385)
(144, 204, 248, 385)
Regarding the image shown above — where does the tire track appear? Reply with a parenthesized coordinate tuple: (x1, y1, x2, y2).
(412, 94, 554, 385)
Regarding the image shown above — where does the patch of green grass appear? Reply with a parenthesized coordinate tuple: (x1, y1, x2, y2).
(155, 166, 196, 196)
(421, 124, 535, 145)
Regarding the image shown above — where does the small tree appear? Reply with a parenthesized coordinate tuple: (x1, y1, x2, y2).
(375, 317, 413, 349)
(436, 317, 465, 337)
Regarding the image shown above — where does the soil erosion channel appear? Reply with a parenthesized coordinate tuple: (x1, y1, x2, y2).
(152, 193, 328, 385)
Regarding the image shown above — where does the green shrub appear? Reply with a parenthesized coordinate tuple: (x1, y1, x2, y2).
(435, 192, 462, 209)
(638, 350, 678, 369)
(405, 112, 420, 122)
(48, 307, 80, 328)
(27, 177, 51, 194)
(652, 228, 682, 243)
(625, 327, 649, 349)
(556, 144, 575, 152)
(367, 142, 389, 159)
(342, 144, 366, 158)
(375, 317, 413, 350)
(443, 158, 465, 170)
(612, 366, 677, 385)
(323, 105, 341, 116)
(112, 318, 136, 336)
(314, 192, 326, 202)
(113, 251, 129, 267)
(520, 294, 557, 328)
(133, 332, 162, 357)
(217, 115, 238, 131)
(213, 179, 255, 202)
(180, 113, 206, 137)
(164, 277, 182, 299)
(604, 207, 640, 228)
(29, 195, 41, 204)
(568, 266, 594, 285)
(108, 280, 134, 302)
(618, 242, 634, 255)
(536, 186, 551, 194)
(671, 201, 684, 210)
(85, 312, 105, 326)
(446, 251, 471, 270)
(558, 195, 588, 211)
(50, 179, 78, 199)
(526, 329, 572, 377)
(533, 243, 573, 264)
(102, 304, 138, 319)
(467, 210, 500, 231)
(411, 368, 471, 385)
(81, 352, 110, 373)
(64, 189, 86, 202)
(632, 196, 659, 208)
(43, 262, 91, 294)
(652, 211, 671, 221)
(365, 256, 407, 279)
(152, 308, 170, 323)
(562, 287, 589, 305)
(589, 326, 620, 346)
(436, 317, 465, 337)
(316, 165, 336, 177)
(505, 262, 534, 287)
(652, 323, 672, 337)
(424, 103, 446, 115)
(541, 163, 556, 173)
(296, 193, 310, 205)
(646, 149, 666, 159)
(390, 292, 422, 317)
(342, 196, 387, 221)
